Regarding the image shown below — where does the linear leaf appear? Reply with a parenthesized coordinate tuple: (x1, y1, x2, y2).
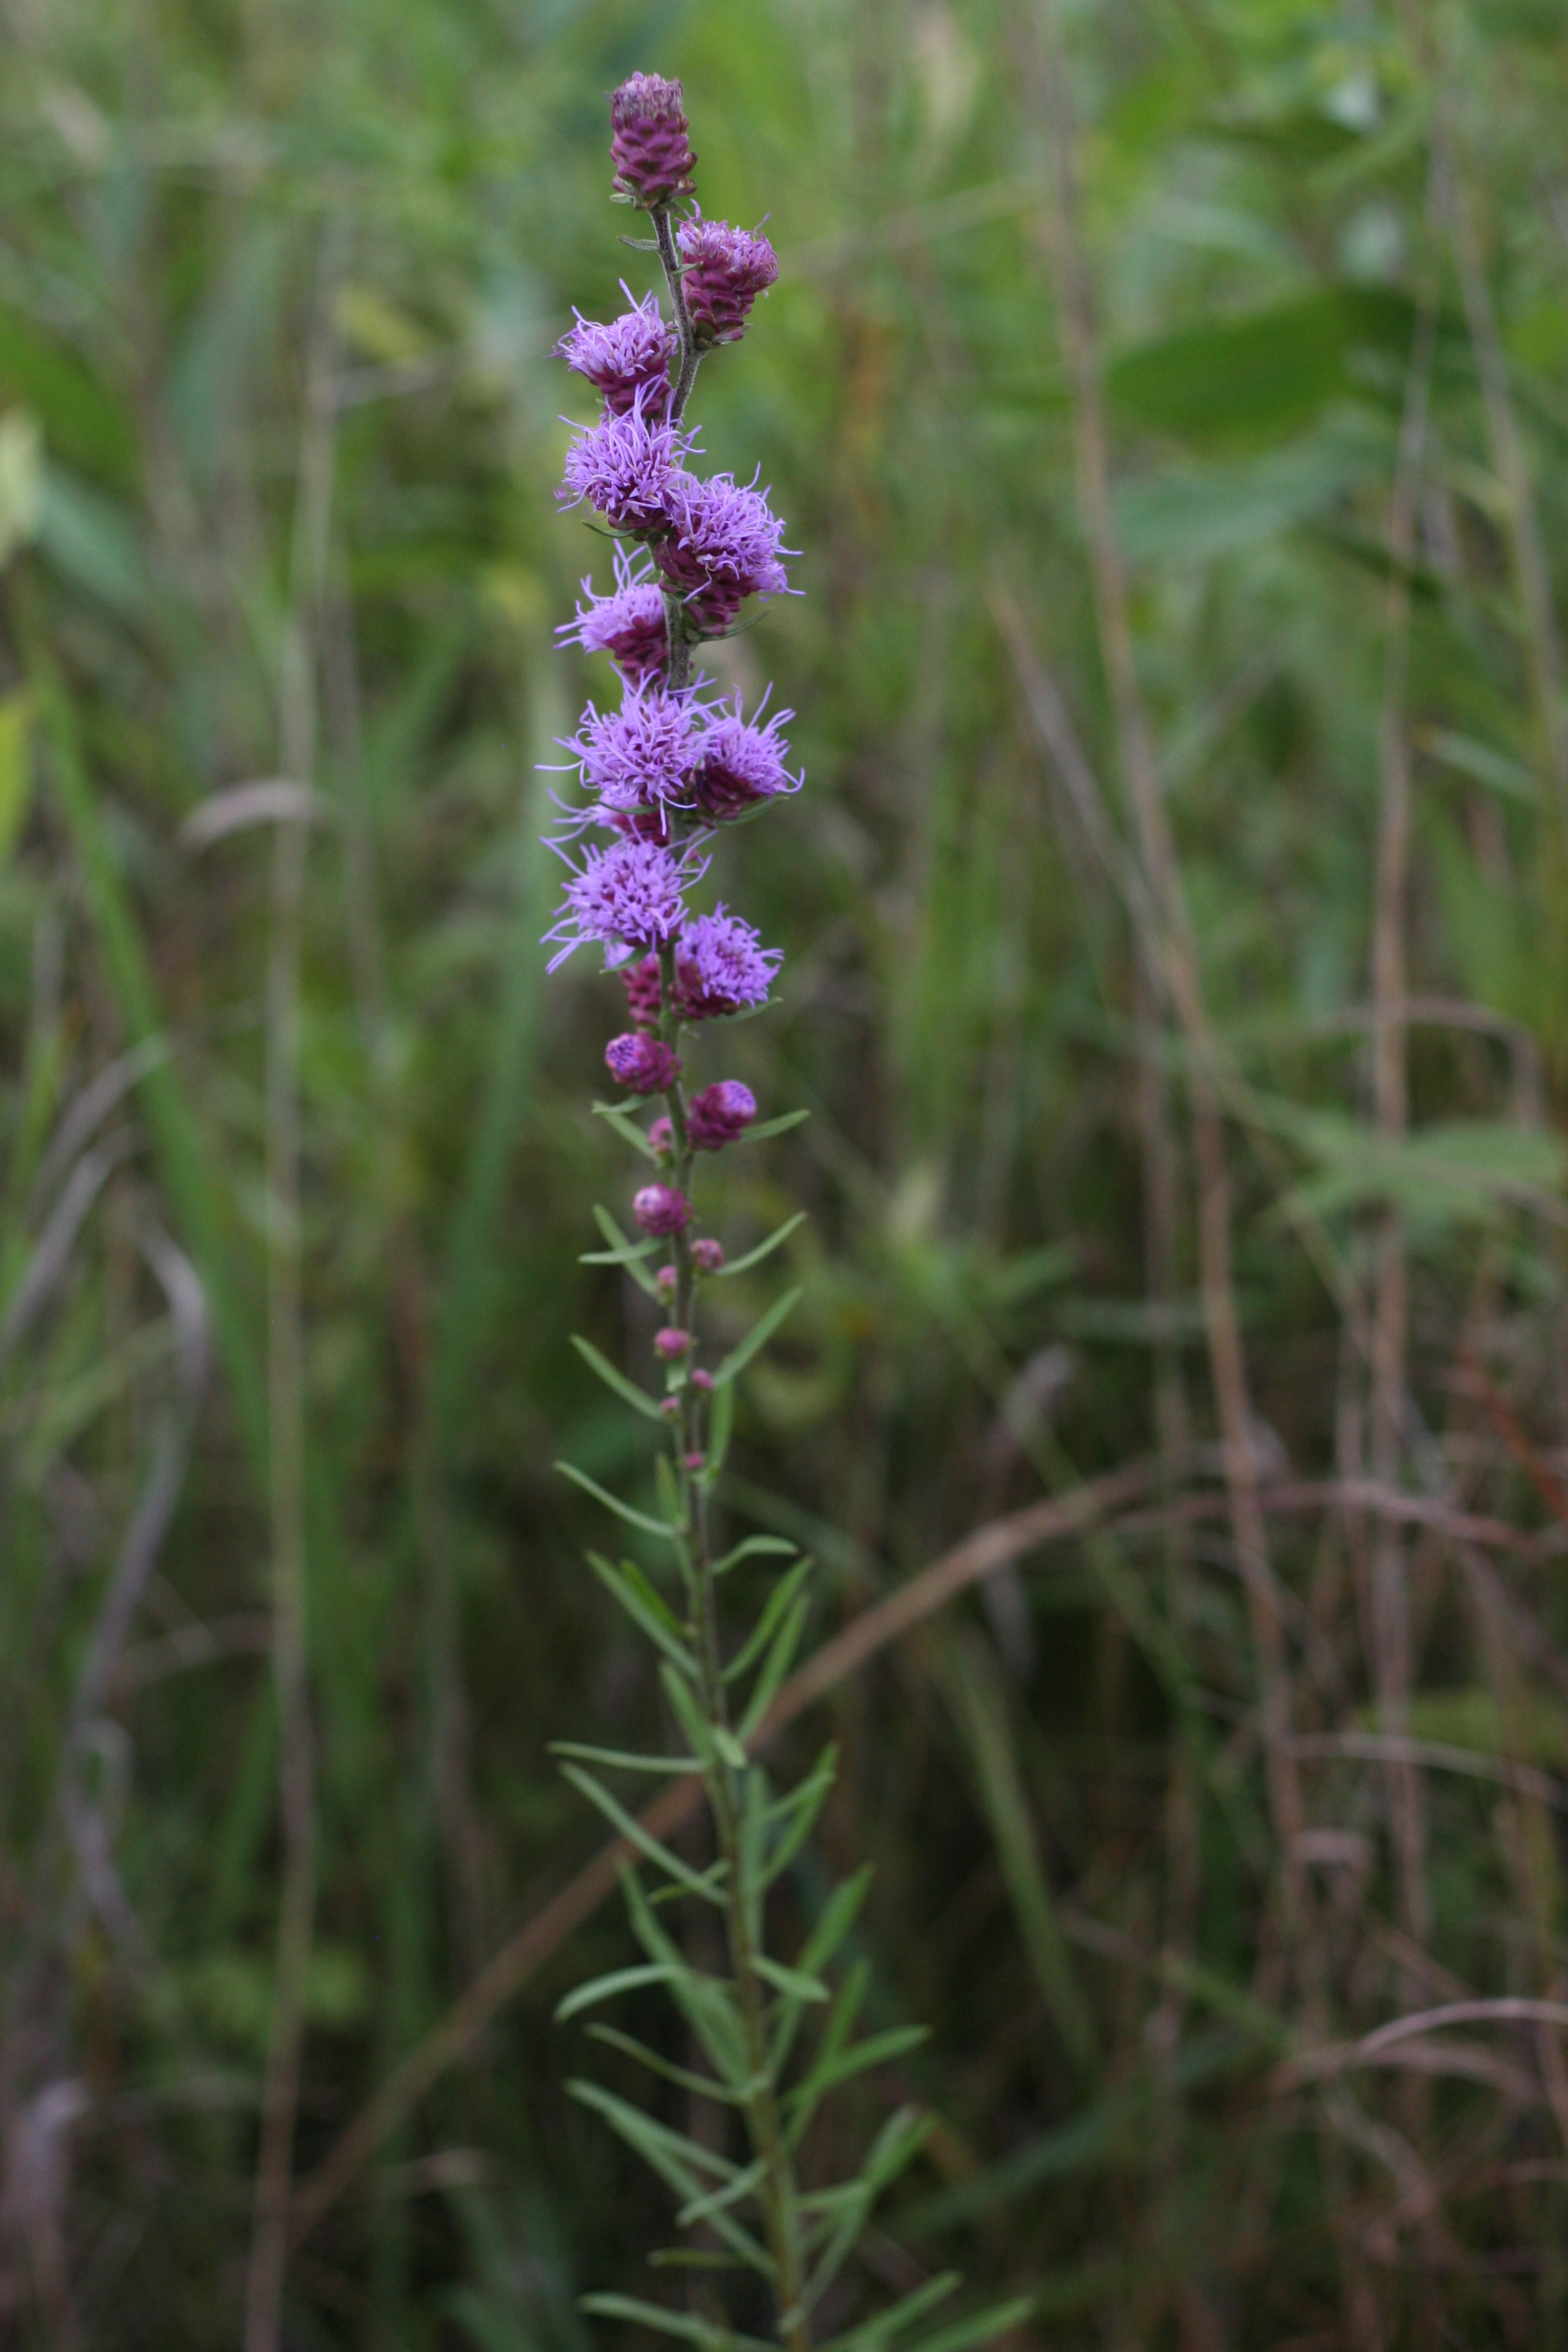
(587, 2023, 745, 2103)
(816, 2273, 961, 2352)
(592, 1099, 659, 1159)
(899, 2300, 1039, 2352)
(737, 1595, 812, 1740)
(569, 2090, 772, 2270)
(592, 1204, 664, 1297)
(711, 1211, 808, 1278)
(570, 1334, 665, 1421)
(579, 2296, 778, 2352)
(702, 1372, 735, 1482)
(723, 1556, 816, 1684)
(557, 1460, 679, 1540)
(584, 1553, 696, 1676)
(712, 1532, 798, 1575)
(735, 1108, 810, 1143)
(559, 1763, 723, 1898)
(760, 1751, 839, 1886)
(555, 1961, 684, 2023)
(549, 1741, 701, 1776)
(676, 2155, 766, 2230)
(713, 1286, 803, 1388)
(752, 1954, 828, 2002)
(787, 2025, 931, 2135)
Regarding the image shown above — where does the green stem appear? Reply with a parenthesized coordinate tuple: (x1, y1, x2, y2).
(653, 942, 810, 2349)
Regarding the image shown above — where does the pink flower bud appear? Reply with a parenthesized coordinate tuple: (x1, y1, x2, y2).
(691, 1237, 725, 1273)
(632, 1182, 691, 1237)
(691, 1367, 714, 1392)
(660, 1396, 681, 1419)
(620, 953, 664, 1027)
(609, 73, 696, 210)
(655, 1264, 676, 1291)
(648, 1115, 674, 1156)
(604, 1031, 679, 1096)
(688, 1080, 757, 1152)
(654, 1326, 692, 1359)
(683, 1451, 705, 1471)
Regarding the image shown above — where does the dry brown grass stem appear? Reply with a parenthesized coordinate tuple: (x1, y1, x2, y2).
(287, 1456, 1160, 2244)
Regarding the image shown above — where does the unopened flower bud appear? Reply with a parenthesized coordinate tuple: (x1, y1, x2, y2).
(676, 217, 779, 347)
(691, 1367, 714, 1392)
(687, 1080, 757, 1152)
(609, 73, 696, 210)
(604, 1031, 679, 1096)
(654, 1326, 692, 1359)
(655, 1263, 676, 1292)
(683, 1451, 705, 1471)
(659, 1396, 681, 1420)
(633, 1182, 691, 1237)
(648, 1115, 674, 1156)
(691, 1237, 725, 1273)
(620, 953, 664, 1026)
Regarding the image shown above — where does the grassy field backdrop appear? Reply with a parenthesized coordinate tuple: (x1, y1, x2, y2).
(3, 0, 1568, 2344)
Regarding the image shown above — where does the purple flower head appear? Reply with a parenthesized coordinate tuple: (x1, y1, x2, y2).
(544, 834, 704, 973)
(557, 288, 677, 418)
(676, 216, 779, 346)
(632, 1181, 691, 1237)
(691, 1239, 725, 1273)
(648, 1115, 674, 1154)
(610, 73, 696, 210)
(688, 1079, 758, 1150)
(653, 1326, 692, 1359)
(567, 682, 700, 815)
(604, 1032, 680, 1096)
(557, 545, 668, 685)
(674, 906, 782, 1018)
(620, 953, 665, 1026)
(559, 392, 695, 534)
(654, 470, 794, 633)
(691, 693, 802, 819)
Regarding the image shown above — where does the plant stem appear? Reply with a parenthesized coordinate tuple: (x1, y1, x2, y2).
(653, 942, 811, 2349)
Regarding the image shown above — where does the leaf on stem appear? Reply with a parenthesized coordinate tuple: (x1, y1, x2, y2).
(711, 1531, 798, 1575)
(722, 1555, 815, 1684)
(590, 1205, 665, 1298)
(555, 1961, 687, 2023)
(710, 1211, 807, 1279)
(579, 2294, 778, 2352)
(736, 1594, 813, 1740)
(557, 1460, 680, 1540)
(570, 1333, 665, 1421)
(587, 2023, 745, 2103)
(593, 1099, 660, 1159)
(814, 2271, 962, 2352)
(549, 1740, 702, 1776)
(559, 1763, 724, 1899)
(733, 1109, 810, 1144)
(584, 1552, 696, 1675)
(712, 1286, 803, 1388)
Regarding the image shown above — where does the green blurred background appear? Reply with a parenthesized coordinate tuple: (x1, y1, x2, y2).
(4, 0, 1568, 2342)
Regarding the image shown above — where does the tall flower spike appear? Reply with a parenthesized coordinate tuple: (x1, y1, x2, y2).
(556, 288, 678, 417)
(609, 73, 696, 209)
(677, 216, 780, 346)
(557, 544, 669, 684)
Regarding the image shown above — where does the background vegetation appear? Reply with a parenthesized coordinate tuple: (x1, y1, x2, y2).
(3, 0, 1568, 2343)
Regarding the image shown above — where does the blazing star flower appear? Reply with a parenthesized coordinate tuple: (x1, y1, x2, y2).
(632, 1181, 691, 1237)
(567, 683, 701, 815)
(687, 1079, 758, 1150)
(543, 835, 702, 973)
(605, 1032, 680, 1094)
(557, 288, 678, 418)
(674, 906, 782, 1017)
(654, 470, 793, 632)
(557, 545, 669, 684)
(691, 1239, 725, 1273)
(610, 73, 696, 209)
(676, 216, 779, 346)
(690, 694, 802, 819)
(559, 393, 694, 534)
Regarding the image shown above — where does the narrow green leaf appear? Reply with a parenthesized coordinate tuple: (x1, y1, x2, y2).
(570, 1333, 664, 1421)
(592, 1204, 664, 1297)
(587, 2023, 745, 2102)
(734, 1108, 810, 1144)
(579, 2295, 778, 2352)
(592, 1099, 659, 1159)
(676, 2155, 767, 2230)
(584, 1552, 696, 1676)
(702, 1373, 735, 1483)
(898, 2300, 1038, 2352)
(787, 2025, 930, 2129)
(760, 1750, 838, 1886)
(711, 1211, 808, 1278)
(570, 2091, 772, 2269)
(723, 1556, 815, 1684)
(737, 1595, 813, 1740)
(800, 1867, 873, 1977)
(559, 1763, 724, 1897)
(712, 1533, 798, 1575)
(816, 2272, 961, 2352)
(713, 1286, 803, 1388)
(557, 1460, 678, 1539)
(556, 1961, 685, 2023)
(751, 1955, 828, 2003)
(549, 1741, 702, 1776)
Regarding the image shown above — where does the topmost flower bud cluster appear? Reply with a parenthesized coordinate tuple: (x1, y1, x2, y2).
(609, 72, 697, 210)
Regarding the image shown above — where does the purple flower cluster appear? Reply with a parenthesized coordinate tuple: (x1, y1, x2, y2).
(547, 71, 804, 1258)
